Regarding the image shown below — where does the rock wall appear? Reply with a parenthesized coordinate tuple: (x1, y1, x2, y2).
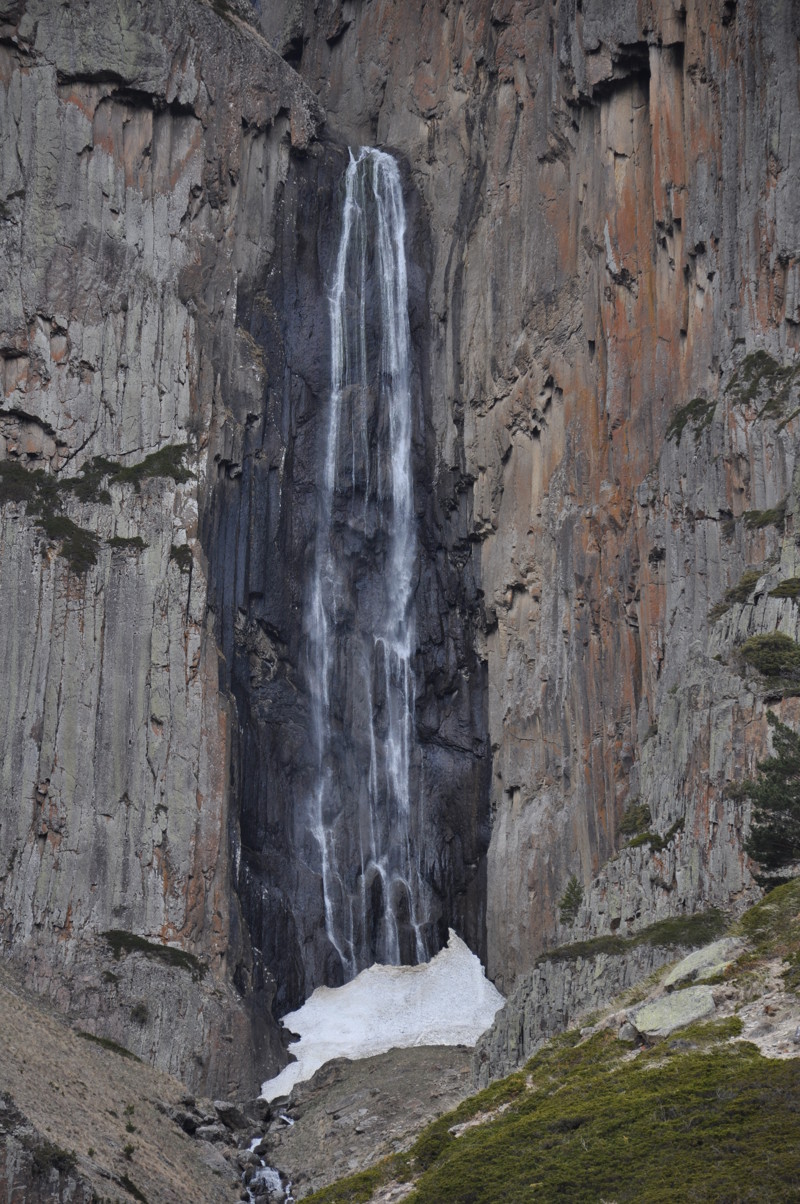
(0, 0, 320, 1094)
(258, 0, 800, 993)
(4, 0, 800, 1100)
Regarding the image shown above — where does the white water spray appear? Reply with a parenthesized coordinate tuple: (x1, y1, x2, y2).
(306, 147, 427, 981)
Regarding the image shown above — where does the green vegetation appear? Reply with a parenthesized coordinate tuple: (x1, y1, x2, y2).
(108, 535, 148, 550)
(66, 444, 192, 501)
(130, 1001, 149, 1025)
(733, 878, 800, 991)
(76, 1031, 140, 1061)
(25, 1136, 77, 1178)
(735, 712, 800, 875)
(740, 632, 800, 678)
(306, 1026, 800, 1204)
(709, 568, 763, 621)
(306, 887, 800, 1204)
(744, 500, 787, 530)
(558, 875, 583, 925)
(0, 445, 189, 573)
(619, 800, 652, 837)
(169, 543, 192, 573)
(627, 816, 685, 852)
(726, 350, 798, 417)
(536, 908, 726, 966)
(0, 460, 99, 573)
(769, 577, 800, 600)
(665, 397, 715, 445)
(102, 929, 207, 980)
(118, 1175, 148, 1204)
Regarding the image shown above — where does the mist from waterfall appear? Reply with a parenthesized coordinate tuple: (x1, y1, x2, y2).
(305, 147, 428, 982)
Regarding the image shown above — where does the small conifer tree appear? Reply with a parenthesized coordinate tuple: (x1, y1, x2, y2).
(742, 710, 800, 872)
(558, 874, 583, 925)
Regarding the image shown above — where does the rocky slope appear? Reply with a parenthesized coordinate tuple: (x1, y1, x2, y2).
(0, 959, 252, 1202)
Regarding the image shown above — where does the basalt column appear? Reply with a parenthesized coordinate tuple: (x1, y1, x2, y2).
(204, 143, 490, 1015)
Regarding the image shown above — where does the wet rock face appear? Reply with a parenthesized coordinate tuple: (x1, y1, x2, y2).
(203, 143, 490, 1012)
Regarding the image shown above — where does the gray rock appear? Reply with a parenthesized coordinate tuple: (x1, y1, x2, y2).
(195, 1123, 230, 1144)
(663, 939, 743, 990)
(632, 987, 717, 1039)
(214, 1099, 248, 1130)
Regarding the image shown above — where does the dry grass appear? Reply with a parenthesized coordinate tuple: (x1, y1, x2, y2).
(0, 963, 241, 1203)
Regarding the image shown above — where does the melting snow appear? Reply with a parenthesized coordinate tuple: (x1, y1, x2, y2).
(261, 930, 504, 1101)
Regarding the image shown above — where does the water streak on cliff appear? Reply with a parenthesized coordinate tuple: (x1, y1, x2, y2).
(306, 147, 427, 979)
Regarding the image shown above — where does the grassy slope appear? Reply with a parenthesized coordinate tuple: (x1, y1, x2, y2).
(306, 882, 800, 1204)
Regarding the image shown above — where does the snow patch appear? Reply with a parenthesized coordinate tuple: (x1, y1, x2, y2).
(261, 930, 505, 1101)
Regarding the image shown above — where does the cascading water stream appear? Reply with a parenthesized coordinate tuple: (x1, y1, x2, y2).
(305, 147, 427, 982)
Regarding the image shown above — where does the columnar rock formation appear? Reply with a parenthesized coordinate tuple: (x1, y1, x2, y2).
(2, 0, 799, 1095)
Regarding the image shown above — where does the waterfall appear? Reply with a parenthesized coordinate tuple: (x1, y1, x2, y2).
(305, 147, 427, 982)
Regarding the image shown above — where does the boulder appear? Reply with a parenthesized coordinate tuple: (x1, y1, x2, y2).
(662, 939, 742, 990)
(195, 1122, 230, 1143)
(631, 986, 716, 1039)
(214, 1099, 248, 1130)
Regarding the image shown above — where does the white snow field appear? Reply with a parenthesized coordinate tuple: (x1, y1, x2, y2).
(261, 930, 505, 1100)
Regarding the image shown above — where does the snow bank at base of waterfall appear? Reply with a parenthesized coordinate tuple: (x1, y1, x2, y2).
(261, 930, 505, 1101)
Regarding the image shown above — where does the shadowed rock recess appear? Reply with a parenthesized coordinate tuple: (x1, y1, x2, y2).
(2, 0, 800, 1145)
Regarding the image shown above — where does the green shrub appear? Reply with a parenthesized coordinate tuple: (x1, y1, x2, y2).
(170, 543, 192, 573)
(620, 800, 652, 837)
(737, 712, 800, 872)
(108, 535, 147, 550)
(740, 632, 800, 678)
(769, 577, 800, 600)
(536, 908, 726, 967)
(665, 397, 715, 445)
(744, 500, 787, 530)
(626, 816, 685, 852)
(305, 1028, 800, 1204)
(26, 1137, 77, 1178)
(76, 1031, 140, 1061)
(102, 929, 207, 980)
(118, 1174, 148, 1204)
(726, 350, 797, 415)
(709, 568, 763, 621)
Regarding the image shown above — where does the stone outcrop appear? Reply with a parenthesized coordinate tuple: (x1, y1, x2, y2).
(473, 938, 676, 1086)
(0, 1094, 94, 1204)
(631, 984, 717, 1039)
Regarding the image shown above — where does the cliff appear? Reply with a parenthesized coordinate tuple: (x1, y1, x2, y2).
(258, 0, 800, 991)
(0, 0, 320, 1095)
(2, 0, 800, 1109)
